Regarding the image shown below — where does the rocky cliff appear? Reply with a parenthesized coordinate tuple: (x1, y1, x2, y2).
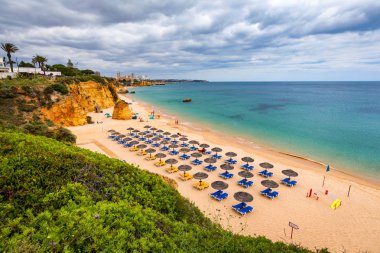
(41, 81, 117, 126)
(112, 100, 132, 120)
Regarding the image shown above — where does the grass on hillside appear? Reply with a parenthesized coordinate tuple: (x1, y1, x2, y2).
(0, 130, 325, 252)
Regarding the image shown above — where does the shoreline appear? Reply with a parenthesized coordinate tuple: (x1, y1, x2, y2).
(129, 94, 380, 190)
(69, 95, 380, 252)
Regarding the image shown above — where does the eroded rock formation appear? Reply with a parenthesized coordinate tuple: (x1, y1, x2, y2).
(112, 100, 132, 120)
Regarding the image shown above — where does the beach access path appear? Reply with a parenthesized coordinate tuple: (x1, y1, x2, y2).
(69, 96, 380, 253)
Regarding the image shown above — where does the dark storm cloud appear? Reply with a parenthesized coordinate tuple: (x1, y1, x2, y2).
(0, 0, 379, 80)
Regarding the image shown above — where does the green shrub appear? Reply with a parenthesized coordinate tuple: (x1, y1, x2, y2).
(54, 127, 76, 143)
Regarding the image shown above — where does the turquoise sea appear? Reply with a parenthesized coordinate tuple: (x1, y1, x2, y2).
(130, 82, 380, 179)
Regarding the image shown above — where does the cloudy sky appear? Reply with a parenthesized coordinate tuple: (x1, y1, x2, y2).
(1, 0, 379, 80)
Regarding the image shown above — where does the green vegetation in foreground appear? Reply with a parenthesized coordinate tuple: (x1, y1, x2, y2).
(0, 130, 325, 252)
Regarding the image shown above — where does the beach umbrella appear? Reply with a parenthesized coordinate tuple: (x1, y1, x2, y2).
(191, 152, 202, 158)
(204, 157, 217, 165)
(156, 153, 167, 162)
(118, 134, 126, 138)
(261, 180, 279, 189)
(108, 129, 116, 133)
(146, 134, 153, 138)
(122, 137, 132, 142)
(193, 172, 209, 183)
(137, 144, 147, 150)
(179, 147, 190, 154)
(132, 129, 140, 133)
(151, 127, 157, 131)
(171, 134, 179, 141)
(161, 140, 169, 147)
(282, 169, 299, 178)
(178, 164, 192, 176)
(234, 192, 253, 203)
(138, 132, 146, 136)
(211, 147, 223, 156)
(189, 140, 199, 148)
(242, 157, 254, 164)
(144, 125, 151, 129)
(156, 129, 164, 133)
(105, 113, 111, 117)
(199, 143, 210, 148)
(225, 152, 237, 158)
(169, 144, 178, 151)
(238, 171, 254, 179)
(211, 181, 229, 190)
(260, 162, 274, 169)
(145, 148, 156, 158)
(127, 127, 134, 131)
(220, 164, 234, 172)
(163, 132, 171, 136)
(165, 158, 178, 168)
(129, 140, 139, 147)
(152, 136, 160, 141)
(179, 137, 188, 141)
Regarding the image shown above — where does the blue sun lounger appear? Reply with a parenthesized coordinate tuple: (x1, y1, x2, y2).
(191, 159, 203, 165)
(179, 154, 190, 160)
(180, 143, 189, 147)
(225, 158, 237, 164)
(237, 206, 254, 215)
(138, 137, 146, 141)
(258, 170, 273, 178)
(219, 171, 234, 179)
(260, 188, 272, 196)
(204, 164, 217, 172)
(123, 142, 133, 148)
(164, 137, 171, 141)
(281, 178, 291, 184)
(266, 191, 279, 199)
(189, 146, 198, 151)
(152, 143, 161, 147)
(232, 202, 247, 211)
(171, 140, 179, 144)
(160, 146, 170, 151)
(286, 180, 297, 187)
(241, 164, 254, 171)
(212, 154, 222, 159)
(215, 192, 228, 201)
(210, 190, 223, 197)
(169, 150, 179, 155)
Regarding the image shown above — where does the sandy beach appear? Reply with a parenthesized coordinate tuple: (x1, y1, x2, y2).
(69, 95, 380, 253)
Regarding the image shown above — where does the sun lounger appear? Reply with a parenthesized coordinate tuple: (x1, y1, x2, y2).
(138, 137, 146, 141)
(204, 164, 217, 172)
(225, 158, 237, 164)
(242, 181, 253, 188)
(166, 166, 178, 173)
(219, 171, 234, 179)
(152, 143, 161, 147)
(210, 190, 223, 197)
(169, 150, 179, 155)
(179, 172, 193, 181)
(180, 143, 189, 147)
(154, 161, 166, 167)
(258, 170, 273, 177)
(232, 202, 247, 211)
(189, 146, 198, 151)
(215, 192, 228, 201)
(236, 206, 254, 215)
(286, 180, 297, 187)
(129, 147, 139, 152)
(144, 156, 156, 161)
(136, 151, 147, 156)
(260, 188, 272, 195)
(193, 181, 209, 190)
(160, 146, 169, 151)
(123, 143, 133, 148)
(238, 178, 247, 185)
(145, 140, 153, 144)
(266, 191, 279, 199)
(191, 159, 203, 165)
(179, 154, 191, 160)
(241, 164, 254, 171)
(281, 178, 291, 184)
(171, 140, 179, 144)
(164, 137, 171, 141)
(212, 154, 222, 159)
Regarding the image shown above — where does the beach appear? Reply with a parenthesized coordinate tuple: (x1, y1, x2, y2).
(69, 95, 380, 252)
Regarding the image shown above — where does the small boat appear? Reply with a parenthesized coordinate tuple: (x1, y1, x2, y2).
(182, 98, 192, 102)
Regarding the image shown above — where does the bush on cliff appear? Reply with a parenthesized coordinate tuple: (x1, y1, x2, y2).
(0, 130, 319, 253)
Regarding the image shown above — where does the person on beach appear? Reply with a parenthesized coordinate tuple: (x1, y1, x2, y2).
(199, 147, 206, 153)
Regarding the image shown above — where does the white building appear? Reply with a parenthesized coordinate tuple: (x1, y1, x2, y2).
(0, 58, 61, 79)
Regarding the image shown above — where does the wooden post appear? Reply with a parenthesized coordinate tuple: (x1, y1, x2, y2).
(290, 227, 294, 239)
(347, 185, 351, 197)
(322, 175, 325, 187)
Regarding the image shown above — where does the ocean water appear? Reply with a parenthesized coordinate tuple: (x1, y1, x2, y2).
(130, 82, 380, 179)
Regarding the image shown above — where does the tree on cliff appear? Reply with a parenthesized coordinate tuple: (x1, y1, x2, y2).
(32, 55, 48, 75)
(1, 43, 19, 72)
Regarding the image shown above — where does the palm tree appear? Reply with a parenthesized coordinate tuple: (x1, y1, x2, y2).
(1, 43, 19, 72)
(32, 55, 48, 75)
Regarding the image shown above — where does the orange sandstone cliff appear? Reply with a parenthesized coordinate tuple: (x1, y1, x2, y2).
(112, 100, 132, 120)
(41, 81, 118, 126)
